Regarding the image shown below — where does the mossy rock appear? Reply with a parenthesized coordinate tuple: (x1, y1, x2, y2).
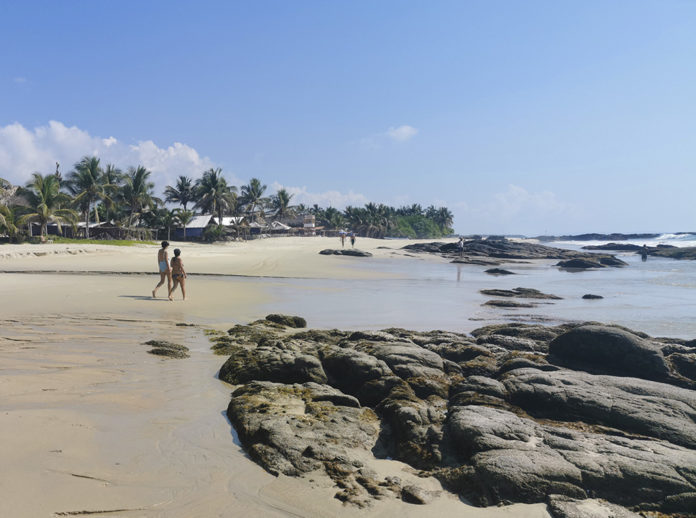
(292, 328, 348, 345)
(144, 340, 190, 359)
(265, 314, 307, 328)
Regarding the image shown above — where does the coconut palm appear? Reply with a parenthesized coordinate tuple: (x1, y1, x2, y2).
(18, 173, 77, 237)
(164, 176, 195, 211)
(321, 207, 344, 230)
(240, 177, 267, 221)
(101, 164, 123, 224)
(148, 207, 177, 241)
(174, 209, 194, 240)
(66, 156, 111, 238)
(0, 204, 22, 241)
(194, 168, 237, 227)
(121, 166, 158, 228)
(434, 207, 454, 231)
(270, 188, 294, 220)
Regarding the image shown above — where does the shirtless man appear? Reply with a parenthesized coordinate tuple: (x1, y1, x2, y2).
(152, 241, 171, 298)
(168, 248, 187, 301)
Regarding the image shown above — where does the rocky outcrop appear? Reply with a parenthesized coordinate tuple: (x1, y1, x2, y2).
(582, 294, 603, 299)
(483, 300, 536, 308)
(649, 246, 696, 260)
(480, 288, 562, 300)
(215, 318, 696, 515)
(484, 268, 515, 275)
(403, 238, 625, 267)
(319, 249, 372, 257)
(546, 495, 642, 518)
(556, 258, 630, 269)
(582, 243, 643, 251)
(265, 314, 307, 328)
(549, 325, 671, 381)
(144, 340, 190, 359)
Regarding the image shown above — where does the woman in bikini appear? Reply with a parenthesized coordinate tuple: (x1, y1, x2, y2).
(152, 241, 171, 298)
(168, 248, 187, 301)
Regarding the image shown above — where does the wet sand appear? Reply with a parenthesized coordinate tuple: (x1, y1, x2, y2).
(0, 238, 550, 517)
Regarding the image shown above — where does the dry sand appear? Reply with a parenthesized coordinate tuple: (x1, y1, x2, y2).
(0, 238, 550, 517)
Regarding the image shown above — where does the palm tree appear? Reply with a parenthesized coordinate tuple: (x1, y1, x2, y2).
(0, 204, 22, 241)
(194, 168, 236, 227)
(102, 164, 123, 224)
(149, 207, 177, 241)
(121, 166, 157, 228)
(434, 207, 454, 231)
(164, 176, 195, 211)
(343, 206, 367, 235)
(321, 207, 344, 230)
(66, 156, 109, 238)
(270, 188, 294, 220)
(240, 177, 267, 221)
(18, 173, 78, 237)
(174, 209, 194, 240)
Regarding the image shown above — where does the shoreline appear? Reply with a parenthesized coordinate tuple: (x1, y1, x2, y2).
(2, 237, 694, 517)
(0, 314, 551, 518)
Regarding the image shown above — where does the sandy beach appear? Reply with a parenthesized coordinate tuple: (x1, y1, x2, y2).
(0, 237, 551, 518)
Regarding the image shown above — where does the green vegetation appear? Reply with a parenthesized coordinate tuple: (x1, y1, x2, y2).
(0, 156, 455, 242)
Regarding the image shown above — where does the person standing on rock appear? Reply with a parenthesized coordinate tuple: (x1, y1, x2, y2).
(641, 244, 648, 261)
(458, 236, 464, 257)
(152, 241, 171, 298)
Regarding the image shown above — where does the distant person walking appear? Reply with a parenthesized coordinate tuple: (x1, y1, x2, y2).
(350, 232, 356, 248)
(458, 236, 464, 257)
(168, 248, 187, 301)
(641, 244, 649, 262)
(340, 232, 345, 248)
(152, 241, 171, 298)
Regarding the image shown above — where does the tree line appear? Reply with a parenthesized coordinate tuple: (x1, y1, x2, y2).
(0, 156, 454, 241)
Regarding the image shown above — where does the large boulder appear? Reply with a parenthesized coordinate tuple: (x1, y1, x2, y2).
(556, 258, 603, 269)
(265, 314, 307, 328)
(219, 341, 327, 385)
(227, 381, 386, 506)
(548, 325, 670, 381)
(215, 318, 696, 513)
(503, 368, 696, 449)
(443, 405, 696, 508)
(546, 494, 642, 518)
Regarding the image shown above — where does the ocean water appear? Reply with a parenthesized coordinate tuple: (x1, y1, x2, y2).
(241, 233, 696, 339)
(551, 232, 696, 249)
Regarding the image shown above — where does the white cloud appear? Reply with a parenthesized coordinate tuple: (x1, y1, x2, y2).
(490, 184, 569, 219)
(12, 77, 27, 84)
(386, 125, 418, 142)
(358, 124, 419, 149)
(270, 182, 369, 209)
(453, 184, 579, 235)
(0, 121, 223, 193)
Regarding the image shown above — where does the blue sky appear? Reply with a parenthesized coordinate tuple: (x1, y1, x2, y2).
(1, 0, 695, 235)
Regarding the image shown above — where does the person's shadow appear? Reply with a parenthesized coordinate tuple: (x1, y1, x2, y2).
(119, 295, 169, 301)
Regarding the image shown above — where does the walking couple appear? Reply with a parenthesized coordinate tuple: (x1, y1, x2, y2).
(152, 241, 187, 301)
